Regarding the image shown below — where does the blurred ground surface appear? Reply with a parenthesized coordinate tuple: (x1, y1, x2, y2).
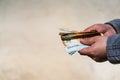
(0, 0, 120, 80)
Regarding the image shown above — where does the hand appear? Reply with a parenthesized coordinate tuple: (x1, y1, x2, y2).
(79, 36, 107, 62)
(83, 24, 116, 37)
(78, 24, 116, 62)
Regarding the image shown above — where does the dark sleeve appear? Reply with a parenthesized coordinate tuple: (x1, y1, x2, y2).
(105, 19, 120, 33)
(105, 19, 120, 64)
(107, 34, 120, 64)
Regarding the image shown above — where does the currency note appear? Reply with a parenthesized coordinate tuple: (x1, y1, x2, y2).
(59, 29, 102, 55)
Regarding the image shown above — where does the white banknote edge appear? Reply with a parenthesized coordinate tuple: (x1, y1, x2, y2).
(64, 39, 89, 55)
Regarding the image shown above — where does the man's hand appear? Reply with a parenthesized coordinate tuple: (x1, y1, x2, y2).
(78, 24, 116, 62)
(79, 36, 107, 62)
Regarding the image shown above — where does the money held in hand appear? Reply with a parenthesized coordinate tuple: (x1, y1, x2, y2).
(59, 29, 102, 55)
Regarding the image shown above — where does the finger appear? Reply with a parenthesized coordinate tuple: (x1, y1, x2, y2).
(78, 46, 96, 60)
(80, 36, 97, 45)
(78, 46, 92, 56)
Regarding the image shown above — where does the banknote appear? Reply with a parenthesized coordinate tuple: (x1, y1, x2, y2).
(59, 29, 102, 55)
(63, 39, 88, 55)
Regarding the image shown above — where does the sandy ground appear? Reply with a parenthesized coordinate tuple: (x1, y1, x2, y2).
(0, 0, 120, 80)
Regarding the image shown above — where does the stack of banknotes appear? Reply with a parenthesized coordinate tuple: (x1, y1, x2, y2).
(59, 29, 101, 55)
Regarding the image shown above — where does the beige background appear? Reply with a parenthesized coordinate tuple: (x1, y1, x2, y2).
(0, 0, 120, 80)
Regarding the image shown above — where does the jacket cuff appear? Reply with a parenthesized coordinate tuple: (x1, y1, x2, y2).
(107, 34, 120, 64)
(105, 19, 120, 33)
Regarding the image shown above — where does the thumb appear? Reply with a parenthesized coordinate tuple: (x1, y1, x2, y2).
(84, 24, 97, 32)
(84, 24, 106, 33)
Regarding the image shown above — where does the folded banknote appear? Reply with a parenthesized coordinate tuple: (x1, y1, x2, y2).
(59, 29, 102, 55)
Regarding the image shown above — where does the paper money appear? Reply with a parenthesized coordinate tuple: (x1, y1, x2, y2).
(59, 29, 102, 55)
(64, 39, 88, 55)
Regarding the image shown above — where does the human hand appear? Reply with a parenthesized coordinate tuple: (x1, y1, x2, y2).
(83, 24, 116, 37)
(78, 24, 116, 62)
(79, 36, 107, 62)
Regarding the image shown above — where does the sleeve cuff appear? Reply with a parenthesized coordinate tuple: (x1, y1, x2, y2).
(105, 19, 120, 33)
(107, 34, 120, 64)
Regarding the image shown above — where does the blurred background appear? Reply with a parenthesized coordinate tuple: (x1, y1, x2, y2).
(0, 0, 120, 80)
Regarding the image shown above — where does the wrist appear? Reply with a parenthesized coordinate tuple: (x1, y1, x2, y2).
(105, 23, 117, 33)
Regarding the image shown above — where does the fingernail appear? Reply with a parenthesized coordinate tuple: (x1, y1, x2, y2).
(78, 50, 84, 55)
(78, 51, 82, 55)
(78, 50, 80, 53)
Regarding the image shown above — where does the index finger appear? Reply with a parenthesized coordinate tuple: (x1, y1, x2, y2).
(78, 46, 93, 57)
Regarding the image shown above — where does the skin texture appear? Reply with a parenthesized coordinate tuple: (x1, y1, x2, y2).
(78, 24, 116, 62)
